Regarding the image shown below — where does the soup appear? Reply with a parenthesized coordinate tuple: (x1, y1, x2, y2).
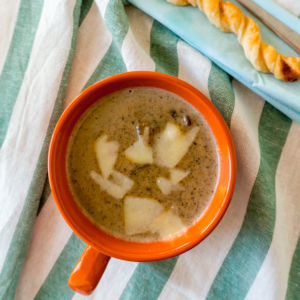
(67, 87, 219, 242)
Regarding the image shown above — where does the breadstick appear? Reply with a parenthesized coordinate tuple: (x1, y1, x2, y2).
(168, 0, 300, 82)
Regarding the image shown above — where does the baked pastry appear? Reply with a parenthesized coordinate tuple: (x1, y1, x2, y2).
(168, 0, 300, 82)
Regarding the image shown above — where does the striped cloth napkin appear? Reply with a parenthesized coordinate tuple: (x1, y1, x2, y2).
(0, 0, 300, 299)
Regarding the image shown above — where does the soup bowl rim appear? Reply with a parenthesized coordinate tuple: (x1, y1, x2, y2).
(48, 71, 236, 262)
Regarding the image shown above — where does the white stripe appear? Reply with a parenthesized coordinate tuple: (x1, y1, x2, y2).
(272, 0, 300, 16)
(64, 1, 112, 108)
(0, 0, 21, 75)
(14, 195, 73, 300)
(245, 121, 300, 300)
(95, 0, 111, 19)
(177, 40, 211, 100)
(71, 259, 138, 300)
(0, 0, 76, 272)
(121, 6, 155, 71)
(158, 80, 264, 299)
(126, 6, 154, 56)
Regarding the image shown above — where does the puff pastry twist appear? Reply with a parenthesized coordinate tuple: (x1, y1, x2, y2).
(168, 0, 300, 82)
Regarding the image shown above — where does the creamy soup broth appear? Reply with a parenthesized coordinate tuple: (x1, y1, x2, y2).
(67, 87, 219, 242)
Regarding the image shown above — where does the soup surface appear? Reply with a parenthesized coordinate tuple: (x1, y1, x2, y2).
(67, 87, 219, 242)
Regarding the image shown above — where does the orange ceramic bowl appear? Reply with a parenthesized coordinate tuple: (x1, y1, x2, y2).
(48, 71, 236, 295)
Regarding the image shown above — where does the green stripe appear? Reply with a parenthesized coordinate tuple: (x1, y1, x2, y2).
(285, 234, 300, 300)
(206, 103, 292, 300)
(0, 1, 83, 299)
(78, 0, 93, 27)
(119, 20, 180, 300)
(0, 0, 43, 148)
(105, 0, 129, 49)
(120, 257, 179, 300)
(208, 63, 235, 127)
(34, 0, 129, 298)
(83, 43, 127, 90)
(150, 20, 179, 76)
(34, 234, 86, 300)
(37, 176, 51, 216)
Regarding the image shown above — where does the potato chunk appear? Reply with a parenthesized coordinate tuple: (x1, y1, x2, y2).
(124, 196, 164, 235)
(156, 177, 184, 195)
(170, 169, 190, 184)
(149, 210, 186, 239)
(110, 171, 134, 191)
(154, 122, 199, 168)
(90, 171, 133, 199)
(157, 169, 189, 195)
(125, 127, 153, 164)
(95, 135, 119, 179)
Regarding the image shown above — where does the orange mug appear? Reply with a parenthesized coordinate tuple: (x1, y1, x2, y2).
(48, 71, 236, 295)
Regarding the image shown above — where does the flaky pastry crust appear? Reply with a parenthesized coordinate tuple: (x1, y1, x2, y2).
(168, 0, 300, 82)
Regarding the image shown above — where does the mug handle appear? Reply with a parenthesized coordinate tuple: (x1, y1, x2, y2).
(68, 245, 111, 295)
